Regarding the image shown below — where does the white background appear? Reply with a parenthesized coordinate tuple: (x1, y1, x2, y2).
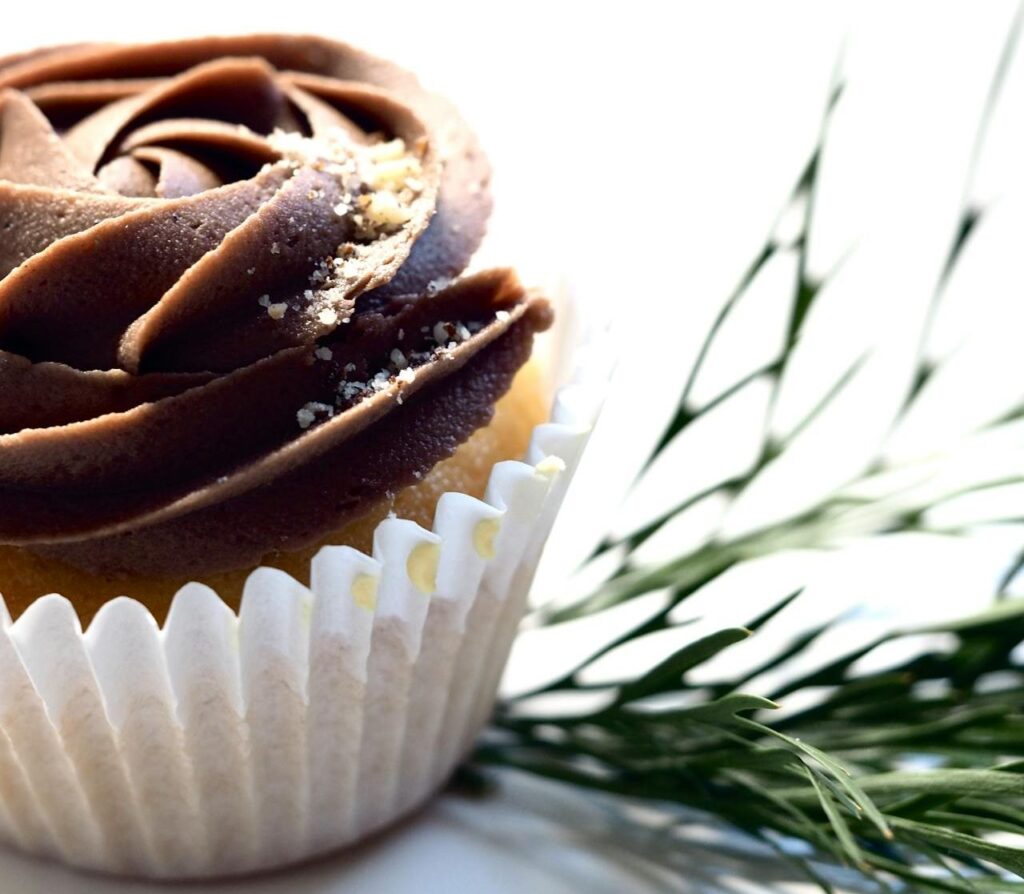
(3, 2, 1024, 891)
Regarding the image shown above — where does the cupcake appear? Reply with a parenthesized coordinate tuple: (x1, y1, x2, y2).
(0, 35, 597, 877)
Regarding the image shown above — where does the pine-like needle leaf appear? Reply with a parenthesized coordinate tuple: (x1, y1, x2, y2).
(476, 9, 1024, 890)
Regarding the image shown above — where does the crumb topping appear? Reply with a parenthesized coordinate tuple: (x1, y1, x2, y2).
(296, 400, 335, 429)
(293, 310, 508, 430)
(262, 129, 430, 330)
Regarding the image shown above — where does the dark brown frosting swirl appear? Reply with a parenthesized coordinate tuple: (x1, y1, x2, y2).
(0, 35, 551, 577)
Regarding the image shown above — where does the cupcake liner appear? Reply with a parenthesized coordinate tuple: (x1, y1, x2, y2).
(0, 331, 605, 878)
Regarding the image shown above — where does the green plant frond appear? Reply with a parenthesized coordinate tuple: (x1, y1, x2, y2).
(612, 628, 752, 706)
(555, 7, 1024, 629)
(901, 2, 1024, 412)
(485, 584, 1024, 884)
(806, 766, 868, 869)
(479, 8, 1024, 891)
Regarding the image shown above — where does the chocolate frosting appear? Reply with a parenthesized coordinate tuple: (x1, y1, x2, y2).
(0, 36, 551, 576)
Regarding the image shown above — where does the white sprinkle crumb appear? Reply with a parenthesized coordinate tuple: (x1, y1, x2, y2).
(315, 346, 333, 361)
(456, 323, 471, 342)
(390, 348, 408, 369)
(268, 302, 288, 320)
(359, 190, 414, 227)
(396, 393, 403, 405)
(369, 139, 408, 161)
(333, 201, 350, 216)
(318, 308, 338, 326)
(397, 328, 404, 340)
(344, 362, 357, 373)
(297, 401, 334, 429)
(495, 310, 511, 322)
(433, 322, 450, 344)
(247, 267, 256, 275)
(257, 294, 271, 308)
(367, 156, 424, 191)
(270, 242, 281, 255)
(397, 366, 416, 384)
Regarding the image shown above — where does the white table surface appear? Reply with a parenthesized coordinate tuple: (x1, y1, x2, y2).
(0, 771, 867, 894)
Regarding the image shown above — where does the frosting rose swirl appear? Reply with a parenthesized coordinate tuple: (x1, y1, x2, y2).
(0, 35, 551, 576)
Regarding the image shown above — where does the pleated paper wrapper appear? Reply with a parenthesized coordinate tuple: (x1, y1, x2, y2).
(0, 337, 604, 879)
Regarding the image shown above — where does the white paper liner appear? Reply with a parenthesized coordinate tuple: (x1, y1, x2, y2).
(0, 344, 606, 879)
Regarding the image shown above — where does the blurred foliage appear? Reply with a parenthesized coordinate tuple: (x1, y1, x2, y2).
(478, 9, 1024, 890)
